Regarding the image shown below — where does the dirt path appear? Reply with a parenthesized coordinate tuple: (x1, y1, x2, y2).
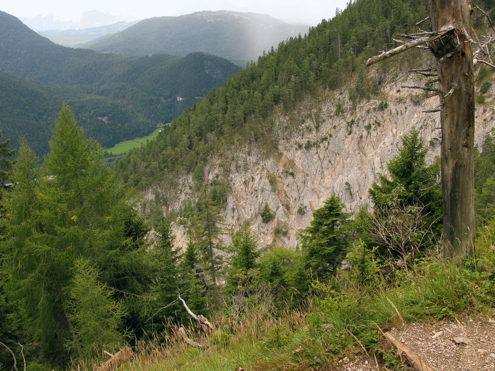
(336, 315, 495, 371)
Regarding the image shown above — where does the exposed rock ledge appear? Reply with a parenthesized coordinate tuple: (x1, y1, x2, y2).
(146, 71, 494, 250)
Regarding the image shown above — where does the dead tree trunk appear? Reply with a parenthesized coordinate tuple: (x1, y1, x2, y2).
(428, 0, 476, 259)
(367, 1, 478, 259)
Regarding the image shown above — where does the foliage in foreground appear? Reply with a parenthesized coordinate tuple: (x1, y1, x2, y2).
(95, 236, 493, 371)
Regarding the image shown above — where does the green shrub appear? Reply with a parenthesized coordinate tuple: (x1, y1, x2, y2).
(480, 81, 492, 94)
(260, 203, 274, 224)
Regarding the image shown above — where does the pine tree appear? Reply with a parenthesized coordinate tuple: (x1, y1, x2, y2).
(475, 132, 495, 225)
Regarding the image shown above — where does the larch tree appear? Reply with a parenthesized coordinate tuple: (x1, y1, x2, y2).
(3, 105, 153, 365)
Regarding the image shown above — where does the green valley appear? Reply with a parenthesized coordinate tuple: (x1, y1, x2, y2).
(105, 127, 163, 155)
(0, 11, 240, 156)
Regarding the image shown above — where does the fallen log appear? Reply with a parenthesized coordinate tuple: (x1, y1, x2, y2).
(96, 346, 134, 371)
(384, 332, 436, 371)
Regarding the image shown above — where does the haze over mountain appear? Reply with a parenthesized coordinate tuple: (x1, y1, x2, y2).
(82, 11, 311, 65)
(20, 10, 138, 31)
(0, 10, 240, 156)
(39, 21, 138, 47)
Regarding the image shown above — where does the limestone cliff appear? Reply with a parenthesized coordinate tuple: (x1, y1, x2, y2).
(145, 70, 494, 250)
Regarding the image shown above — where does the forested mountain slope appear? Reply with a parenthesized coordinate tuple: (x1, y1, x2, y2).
(0, 71, 156, 157)
(0, 11, 240, 155)
(114, 0, 495, 246)
(82, 11, 310, 66)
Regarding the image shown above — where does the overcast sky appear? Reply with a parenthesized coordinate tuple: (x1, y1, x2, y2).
(2, 0, 349, 25)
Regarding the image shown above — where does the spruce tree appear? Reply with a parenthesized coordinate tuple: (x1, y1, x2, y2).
(369, 130, 442, 228)
(180, 242, 208, 315)
(226, 225, 259, 296)
(190, 185, 225, 285)
(299, 195, 350, 281)
(475, 132, 495, 225)
(149, 220, 183, 329)
(368, 130, 443, 258)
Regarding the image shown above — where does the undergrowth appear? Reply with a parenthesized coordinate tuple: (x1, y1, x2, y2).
(76, 229, 493, 371)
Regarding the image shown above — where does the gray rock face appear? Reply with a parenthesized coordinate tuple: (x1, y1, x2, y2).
(147, 71, 494, 250)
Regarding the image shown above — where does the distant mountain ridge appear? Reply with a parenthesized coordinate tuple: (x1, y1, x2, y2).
(21, 10, 136, 31)
(0, 11, 240, 155)
(39, 21, 139, 47)
(82, 11, 311, 65)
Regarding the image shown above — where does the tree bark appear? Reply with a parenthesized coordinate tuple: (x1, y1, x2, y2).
(428, 0, 476, 259)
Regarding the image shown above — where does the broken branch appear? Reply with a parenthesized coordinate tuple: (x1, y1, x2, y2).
(474, 59, 495, 68)
(16, 343, 25, 371)
(146, 298, 179, 322)
(473, 5, 495, 31)
(178, 294, 214, 331)
(384, 332, 436, 371)
(367, 34, 443, 66)
(0, 342, 17, 371)
(415, 16, 430, 28)
(401, 85, 440, 93)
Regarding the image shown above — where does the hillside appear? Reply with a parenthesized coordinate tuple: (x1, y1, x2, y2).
(0, 11, 240, 155)
(81, 11, 310, 66)
(0, 71, 157, 157)
(114, 0, 495, 246)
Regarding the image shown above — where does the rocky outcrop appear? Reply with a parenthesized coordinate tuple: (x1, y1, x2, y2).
(148, 71, 494, 250)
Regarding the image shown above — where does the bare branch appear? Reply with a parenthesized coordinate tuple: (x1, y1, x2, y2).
(474, 58, 495, 68)
(444, 86, 456, 99)
(423, 109, 441, 113)
(384, 332, 436, 371)
(399, 31, 438, 37)
(473, 5, 495, 31)
(410, 69, 436, 77)
(178, 294, 214, 331)
(103, 351, 114, 358)
(366, 34, 443, 66)
(145, 298, 179, 322)
(0, 342, 17, 371)
(15, 344, 25, 371)
(401, 85, 440, 93)
(415, 16, 430, 28)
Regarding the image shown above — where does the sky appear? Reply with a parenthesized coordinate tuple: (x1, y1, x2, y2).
(2, 0, 349, 25)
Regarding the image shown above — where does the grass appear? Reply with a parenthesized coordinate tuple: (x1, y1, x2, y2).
(78, 226, 494, 371)
(105, 128, 163, 155)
